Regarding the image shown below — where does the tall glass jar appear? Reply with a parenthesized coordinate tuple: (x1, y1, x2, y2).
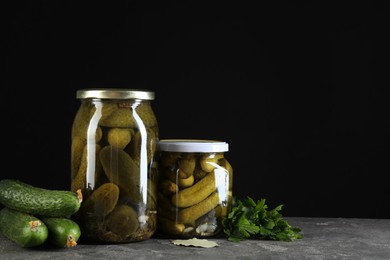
(70, 88, 158, 243)
(156, 139, 233, 238)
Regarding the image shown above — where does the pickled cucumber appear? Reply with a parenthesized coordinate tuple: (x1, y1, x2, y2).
(71, 144, 102, 192)
(127, 128, 157, 164)
(100, 145, 140, 200)
(105, 204, 139, 238)
(171, 171, 217, 208)
(79, 182, 119, 219)
(99, 104, 137, 128)
(177, 157, 196, 179)
(107, 128, 133, 149)
(134, 102, 158, 127)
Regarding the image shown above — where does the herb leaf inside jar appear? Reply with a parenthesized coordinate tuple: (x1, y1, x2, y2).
(222, 197, 303, 242)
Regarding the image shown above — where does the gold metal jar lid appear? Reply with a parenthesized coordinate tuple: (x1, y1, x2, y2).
(76, 88, 155, 100)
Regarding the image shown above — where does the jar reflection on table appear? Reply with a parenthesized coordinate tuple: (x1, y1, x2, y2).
(70, 89, 158, 243)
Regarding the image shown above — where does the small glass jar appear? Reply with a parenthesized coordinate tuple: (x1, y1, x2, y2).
(70, 88, 159, 243)
(156, 139, 233, 238)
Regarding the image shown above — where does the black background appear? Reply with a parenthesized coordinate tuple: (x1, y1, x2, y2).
(1, 2, 388, 218)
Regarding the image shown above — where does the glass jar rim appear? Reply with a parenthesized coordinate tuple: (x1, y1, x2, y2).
(158, 139, 229, 153)
(76, 88, 155, 100)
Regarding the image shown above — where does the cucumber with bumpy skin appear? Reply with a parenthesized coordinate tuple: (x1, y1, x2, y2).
(40, 217, 81, 248)
(0, 179, 82, 217)
(0, 207, 48, 247)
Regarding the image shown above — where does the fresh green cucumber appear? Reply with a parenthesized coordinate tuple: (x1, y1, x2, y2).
(0, 179, 82, 217)
(40, 217, 81, 248)
(0, 207, 48, 247)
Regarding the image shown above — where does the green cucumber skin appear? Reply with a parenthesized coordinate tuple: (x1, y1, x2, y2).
(0, 179, 81, 217)
(40, 217, 81, 248)
(0, 207, 48, 247)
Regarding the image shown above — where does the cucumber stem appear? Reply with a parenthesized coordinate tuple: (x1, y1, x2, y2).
(29, 220, 42, 232)
(66, 235, 77, 247)
(76, 189, 83, 204)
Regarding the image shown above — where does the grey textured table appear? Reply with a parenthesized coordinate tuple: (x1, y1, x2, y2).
(1, 217, 389, 260)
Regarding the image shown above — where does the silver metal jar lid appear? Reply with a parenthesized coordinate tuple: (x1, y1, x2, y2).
(158, 139, 229, 153)
(76, 88, 155, 100)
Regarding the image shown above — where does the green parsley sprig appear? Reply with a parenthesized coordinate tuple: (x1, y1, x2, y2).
(222, 196, 303, 242)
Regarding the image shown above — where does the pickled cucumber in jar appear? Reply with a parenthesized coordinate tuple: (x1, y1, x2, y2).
(71, 89, 158, 243)
(156, 139, 233, 238)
